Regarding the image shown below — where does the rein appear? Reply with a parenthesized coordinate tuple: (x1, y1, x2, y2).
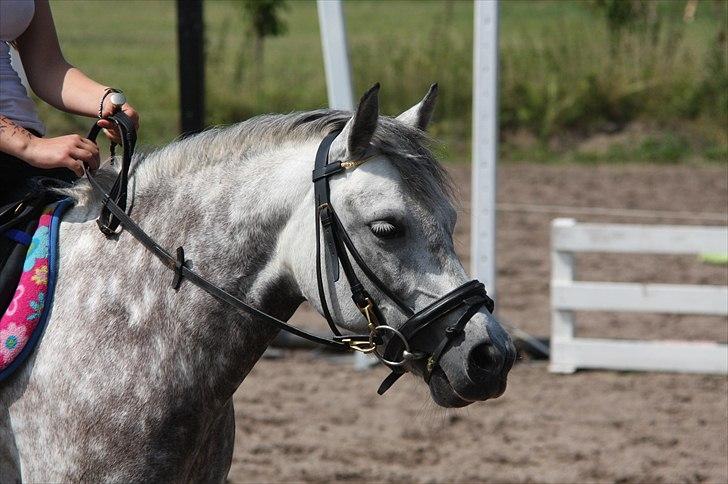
(84, 113, 495, 396)
(84, 113, 360, 351)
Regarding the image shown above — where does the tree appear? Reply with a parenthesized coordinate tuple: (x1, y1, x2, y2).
(234, 0, 288, 86)
(591, 0, 660, 47)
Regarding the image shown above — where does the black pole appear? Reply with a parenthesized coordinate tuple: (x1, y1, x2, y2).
(176, 0, 204, 136)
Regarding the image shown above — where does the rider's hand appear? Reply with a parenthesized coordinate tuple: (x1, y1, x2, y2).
(22, 134, 100, 177)
(97, 100, 139, 144)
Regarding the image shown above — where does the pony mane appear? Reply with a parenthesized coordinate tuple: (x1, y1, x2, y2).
(65, 109, 453, 208)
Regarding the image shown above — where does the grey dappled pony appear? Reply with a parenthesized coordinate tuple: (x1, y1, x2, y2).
(0, 85, 515, 481)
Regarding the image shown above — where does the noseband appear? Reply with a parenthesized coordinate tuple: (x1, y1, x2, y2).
(312, 130, 494, 394)
(85, 115, 495, 396)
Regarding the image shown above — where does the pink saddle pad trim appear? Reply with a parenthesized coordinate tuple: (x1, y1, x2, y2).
(0, 204, 55, 371)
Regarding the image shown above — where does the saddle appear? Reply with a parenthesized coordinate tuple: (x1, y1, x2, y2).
(0, 190, 71, 381)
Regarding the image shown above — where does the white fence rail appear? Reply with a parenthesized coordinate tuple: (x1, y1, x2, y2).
(550, 218, 728, 374)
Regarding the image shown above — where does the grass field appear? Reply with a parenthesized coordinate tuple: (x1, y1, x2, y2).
(39, 0, 727, 162)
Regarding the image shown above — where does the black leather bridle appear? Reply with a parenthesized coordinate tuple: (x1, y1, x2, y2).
(312, 130, 495, 393)
(84, 114, 495, 395)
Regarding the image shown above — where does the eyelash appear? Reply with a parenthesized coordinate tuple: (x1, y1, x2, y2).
(369, 221, 402, 239)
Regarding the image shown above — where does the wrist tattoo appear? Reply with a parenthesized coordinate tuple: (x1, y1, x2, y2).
(0, 115, 32, 140)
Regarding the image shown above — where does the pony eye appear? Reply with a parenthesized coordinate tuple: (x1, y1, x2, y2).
(369, 221, 401, 239)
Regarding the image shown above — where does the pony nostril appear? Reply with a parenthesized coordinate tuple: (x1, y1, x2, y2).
(468, 343, 499, 373)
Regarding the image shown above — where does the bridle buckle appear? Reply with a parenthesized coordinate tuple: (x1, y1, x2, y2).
(357, 297, 378, 332)
(340, 154, 375, 170)
(341, 337, 376, 354)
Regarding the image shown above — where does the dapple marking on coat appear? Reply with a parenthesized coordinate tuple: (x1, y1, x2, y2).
(0, 85, 515, 481)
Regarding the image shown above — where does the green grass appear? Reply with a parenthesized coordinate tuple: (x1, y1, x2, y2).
(38, 0, 727, 163)
(39, 0, 178, 148)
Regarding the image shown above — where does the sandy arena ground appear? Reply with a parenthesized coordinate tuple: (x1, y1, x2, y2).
(228, 163, 728, 484)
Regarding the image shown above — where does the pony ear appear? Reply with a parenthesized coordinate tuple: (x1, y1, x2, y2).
(334, 83, 380, 160)
(396, 83, 438, 131)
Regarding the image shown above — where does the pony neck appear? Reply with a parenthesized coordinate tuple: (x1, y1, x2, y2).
(119, 142, 316, 400)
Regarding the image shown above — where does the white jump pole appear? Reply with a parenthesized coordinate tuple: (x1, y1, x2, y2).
(317, 0, 375, 369)
(317, 0, 354, 110)
(471, 0, 499, 299)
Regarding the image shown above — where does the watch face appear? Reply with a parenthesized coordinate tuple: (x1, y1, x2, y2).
(109, 92, 126, 106)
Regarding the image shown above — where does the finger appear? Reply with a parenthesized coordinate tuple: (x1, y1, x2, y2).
(64, 158, 84, 177)
(103, 128, 121, 144)
(72, 147, 100, 172)
(71, 147, 94, 163)
(97, 122, 121, 142)
(89, 154, 100, 172)
(97, 119, 114, 129)
(78, 137, 99, 153)
(87, 149, 101, 171)
(124, 106, 140, 129)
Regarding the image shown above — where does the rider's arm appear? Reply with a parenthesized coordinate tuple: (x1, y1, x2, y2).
(16, 0, 107, 117)
(0, 114, 99, 176)
(15, 0, 138, 130)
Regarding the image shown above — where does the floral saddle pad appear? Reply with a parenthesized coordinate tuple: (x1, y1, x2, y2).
(0, 199, 72, 381)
